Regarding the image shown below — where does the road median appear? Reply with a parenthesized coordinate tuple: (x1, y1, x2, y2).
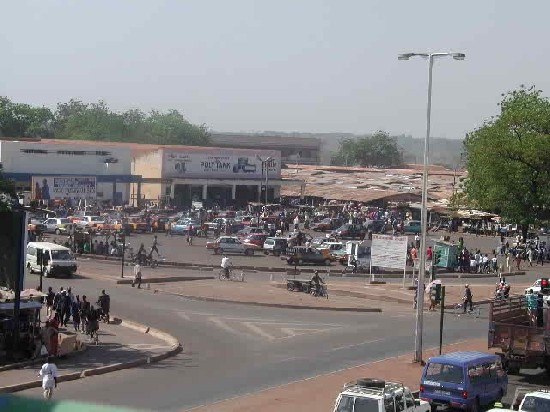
(0, 316, 182, 394)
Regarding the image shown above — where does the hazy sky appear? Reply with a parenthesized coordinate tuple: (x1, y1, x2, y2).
(1, 0, 547, 139)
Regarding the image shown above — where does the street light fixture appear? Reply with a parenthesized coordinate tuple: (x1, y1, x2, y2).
(398, 51, 465, 363)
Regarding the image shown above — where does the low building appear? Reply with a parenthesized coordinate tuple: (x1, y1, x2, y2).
(210, 133, 322, 165)
(0, 138, 135, 206)
(132, 145, 302, 208)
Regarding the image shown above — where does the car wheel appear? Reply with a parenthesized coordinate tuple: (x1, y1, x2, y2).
(55, 229, 61, 235)
(27, 264, 33, 274)
(297, 259, 303, 265)
(244, 249, 251, 256)
(43, 268, 49, 278)
(324, 259, 331, 266)
(471, 397, 480, 412)
(214, 248, 221, 255)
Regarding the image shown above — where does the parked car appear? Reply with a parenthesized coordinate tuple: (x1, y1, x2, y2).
(332, 223, 364, 239)
(74, 216, 104, 230)
(263, 237, 288, 256)
(364, 219, 387, 234)
(311, 218, 341, 232)
(242, 233, 269, 248)
(283, 246, 333, 265)
(42, 218, 72, 235)
(206, 236, 259, 255)
(333, 378, 430, 412)
(126, 216, 148, 233)
(152, 217, 170, 232)
(519, 389, 550, 411)
(172, 219, 200, 235)
(403, 220, 422, 234)
(237, 227, 269, 238)
(311, 237, 338, 248)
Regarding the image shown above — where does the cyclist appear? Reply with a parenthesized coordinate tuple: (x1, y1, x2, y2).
(221, 255, 232, 279)
(310, 270, 325, 296)
(87, 305, 100, 340)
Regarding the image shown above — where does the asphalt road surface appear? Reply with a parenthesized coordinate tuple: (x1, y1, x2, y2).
(20, 267, 489, 411)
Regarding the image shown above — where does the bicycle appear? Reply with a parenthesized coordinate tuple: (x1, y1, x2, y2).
(453, 302, 481, 318)
(218, 267, 245, 282)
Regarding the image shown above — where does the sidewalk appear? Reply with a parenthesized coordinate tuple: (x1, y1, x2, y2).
(183, 338, 487, 412)
(0, 321, 171, 391)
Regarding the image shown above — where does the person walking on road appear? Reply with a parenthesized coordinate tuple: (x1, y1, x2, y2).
(39, 356, 58, 400)
(463, 284, 473, 313)
(221, 255, 231, 279)
(133, 262, 142, 289)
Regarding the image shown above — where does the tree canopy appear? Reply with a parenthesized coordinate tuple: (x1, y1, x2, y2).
(0, 97, 210, 146)
(464, 85, 550, 226)
(331, 131, 403, 167)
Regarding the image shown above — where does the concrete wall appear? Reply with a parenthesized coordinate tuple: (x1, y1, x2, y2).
(131, 150, 162, 203)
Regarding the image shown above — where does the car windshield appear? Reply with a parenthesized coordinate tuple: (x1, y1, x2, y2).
(50, 250, 73, 261)
(335, 395, 379, 412)
(424, 362, 464, 384)
(59, 218, 70, 224)
(521, 396, 550, 412)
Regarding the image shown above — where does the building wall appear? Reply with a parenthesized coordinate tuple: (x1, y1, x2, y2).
(210, 133, 321, 165)
(0, 140, 132, 203)
(131, 150, 162, 204)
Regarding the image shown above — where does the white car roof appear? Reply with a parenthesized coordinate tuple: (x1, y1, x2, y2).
(523, 390, 550, 400)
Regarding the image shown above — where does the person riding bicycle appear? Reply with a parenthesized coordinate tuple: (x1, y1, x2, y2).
(221, 255, 232, 279)
(310, 270, 325, 296)
(86, 306, 99, 337)
(97, 290, 110, 323)
(349, 256, 358, 273)
(136, 243, 146, 265)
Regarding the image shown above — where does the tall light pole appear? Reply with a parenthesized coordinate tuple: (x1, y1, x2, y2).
(257, 156, 273, 207)
(398, 51, 465, 363)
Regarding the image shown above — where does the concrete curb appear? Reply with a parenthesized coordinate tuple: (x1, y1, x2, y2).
(82, 254, 526, 279)
(162, 291, 382, 312)
(0, 345, 87, 373)
(0, 316, 183, 394)
(115, 276, 214, 285)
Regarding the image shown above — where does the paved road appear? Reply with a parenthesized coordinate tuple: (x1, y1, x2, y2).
(47, 230, 525, 272)
(21, 269, 488, 411)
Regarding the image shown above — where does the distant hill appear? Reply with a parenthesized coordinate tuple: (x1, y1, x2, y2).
(254, 131, 464, 168)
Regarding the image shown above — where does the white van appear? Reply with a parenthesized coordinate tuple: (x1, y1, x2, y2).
(26, 242, 77, 278)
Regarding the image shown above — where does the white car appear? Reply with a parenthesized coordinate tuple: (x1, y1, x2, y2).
(332, 379, 430, 412)
(207, 236, 258, 255)
(519, 389, 550, 411)
(524, 279, 545, 294)
(74, 216, 104, 228)
(43, 218, 72, 234)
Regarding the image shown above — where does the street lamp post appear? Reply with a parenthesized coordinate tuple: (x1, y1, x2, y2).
(398, 51, 465, 363)
(257, 155, 273, 207)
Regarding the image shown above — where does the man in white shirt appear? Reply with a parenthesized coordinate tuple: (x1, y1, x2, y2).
(39, 356, 59, 399)
(133, 263, 142, 289)
(221, 255, 231, 279)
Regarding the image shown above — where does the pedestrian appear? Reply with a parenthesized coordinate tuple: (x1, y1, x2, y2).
(462, 284, 473, 313)
(39, 356, 59, 400)
(45, 287, 55, 319)
(133, 262, 142, 289)
(72, 295, 81, 332)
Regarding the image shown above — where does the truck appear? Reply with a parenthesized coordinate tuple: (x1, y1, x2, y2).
(332, 378, 430, 412)
(488, 295, 550, 374)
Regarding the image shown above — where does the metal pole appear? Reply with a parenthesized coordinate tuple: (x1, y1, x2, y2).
(414, 54, 434, 363)
(439, 286, 446, 355)
(121, 231, 125, 278)
(265, 161, 269, 206)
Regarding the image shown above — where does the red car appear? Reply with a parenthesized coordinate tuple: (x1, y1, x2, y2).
(242, 233, 269, 247)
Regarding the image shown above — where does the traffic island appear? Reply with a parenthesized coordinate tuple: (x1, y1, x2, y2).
(0, 317, 182, 394)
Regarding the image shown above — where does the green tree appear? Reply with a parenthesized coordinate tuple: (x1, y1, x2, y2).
(144, 110, 210, 146)
(331, 131, 402, 167)
(464, 85, 550, 236)
(0, 96, 54, 138)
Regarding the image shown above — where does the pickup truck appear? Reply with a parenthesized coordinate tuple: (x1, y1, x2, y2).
(488, 295, 550, 374)
(332, 378, 430, 412)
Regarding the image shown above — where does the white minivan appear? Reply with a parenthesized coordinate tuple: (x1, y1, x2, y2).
(26, 242, 77, 278)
